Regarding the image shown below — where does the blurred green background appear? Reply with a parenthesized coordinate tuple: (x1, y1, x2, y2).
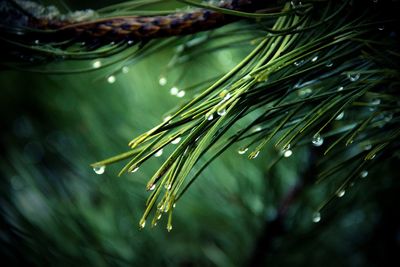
(1, 1, 400, 266)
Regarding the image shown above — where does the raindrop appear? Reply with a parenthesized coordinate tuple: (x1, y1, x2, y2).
(93, 165, 105, 175)
(360, 170, 368, 178)
(127, 40, 134, 45)
(163, 115, 172, 122)
(177, 90, 186, 98)
(337, 86, 344, 91)
(378, 25, 385, 31)
(243, 74, 252, 80)
(368, 154, 376, 160)
(131, 166, 139, 173)
(149, 184, 156, 191)
(238, 147, 248, 154)
(167, 224, 173, 232)
(159, 76, 167, 86)
(207, 114, 214, 121)
(107, 75, 116, 84)
(154, 149, 163, 157)
(311, 55, 318, 62)
(110, 41, 115, 45)
(312, 212, 321, 223)
(363, 144, 372, 150)
(34, 40, 39, 45)
(325, 61, 333, 67)
(283, 150, 293, 158)
(170, 87, 179, 95)
(92, 60, 102, 68)
(171, 137, 181, 144)
(337, 190, 346, 198)
(347, 73, 360, 82)
(312, 134, 324, 147)
(173, 203, 176, 208)
(122, 66, 129, 74)
(251, 151, 260, 159)
(165, 183, 172, 190)
(217, 108, 227, 116)
(370, 98, 381, 106)
(294, 60, 305, 67)
(139, 219, 146, 229)
(335, 111, 345, 120)
(223, 93, 232, 101)
(157, 214, 162, 220)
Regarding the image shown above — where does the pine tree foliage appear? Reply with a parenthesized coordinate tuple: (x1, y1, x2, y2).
(1, 0, 399, 232)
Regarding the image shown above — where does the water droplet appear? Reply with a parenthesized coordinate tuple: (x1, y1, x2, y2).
(311, 55, 318, 62)
(337, 190, 345, 198)
(368, 154, 376, 160)
(207, 114, 214, 121)
(131, 166, 139, 173)
(347, 73, 360, 82)
(312, 134, 324, 147)
(163, 115, 172, 122)
(139, 219, 146, 229)
(312, 212, 321, 223)
(238, 147, 248, 154)
(283, 149, 293, 157)
(173, 203, 176, 208)
(122, 66, 129, 74)
(250, 151, 260, 159)
(167, 224, 173, 232)
(34, 40, 39, 45)
(149, 184, 156, 191)
(92, 60, 102, 68)
(157, 214, 162, 220)
(294, 60, 305, 67)
(243, 74, 252, 80)
(337, 86, 344, 91)
(93, 165, 105, 175)
(159, 76, 167, 86)
(165, 183, 172, 190)
(251, 126, 262, 133)
(110, 41, 115, 45)
(128, 40, 134, 45)
(335, 111, 345, 120)
(325, 61, 333, 67)
(223, 93, 232, 101)
(378, 25, 385, 31)
(177, 90, 185, 98)
(107, 75, 116, 84)
(170, 87, 179, 95)
(360, 170, 368, 178)
(370, 98, 381, 106)
(171, 137, 181, 144)
(298, 88, 313, 97)
(154, 149, 163, 157)
(217, 108, 226, 116)
(364, 144, 372, 150)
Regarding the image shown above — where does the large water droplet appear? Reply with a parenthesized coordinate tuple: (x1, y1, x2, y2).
(360, 170, 368, 178)
(347, 73, 360, 82)
(238, 147, 248, 154)
(312, 134, 324, 147)
(92, 60, 102, 68)
(149, 184, 156, 191)
(217, 108, 227, 116)
(312, 212, 321, 223)
(170, 87, 179, 95)
(207, 114, 214, 121)
(171, 137, 181, 144)
(107, 75, 116, 84)
(159, 76, 167, 86)
(335, 111, 345, 120)
(337, 190, 345, 198)
(154, 149, 163, 157)
(93, 165, 105, 175)
(177, 90, 186, 98)
(283, 150, 293, 157)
